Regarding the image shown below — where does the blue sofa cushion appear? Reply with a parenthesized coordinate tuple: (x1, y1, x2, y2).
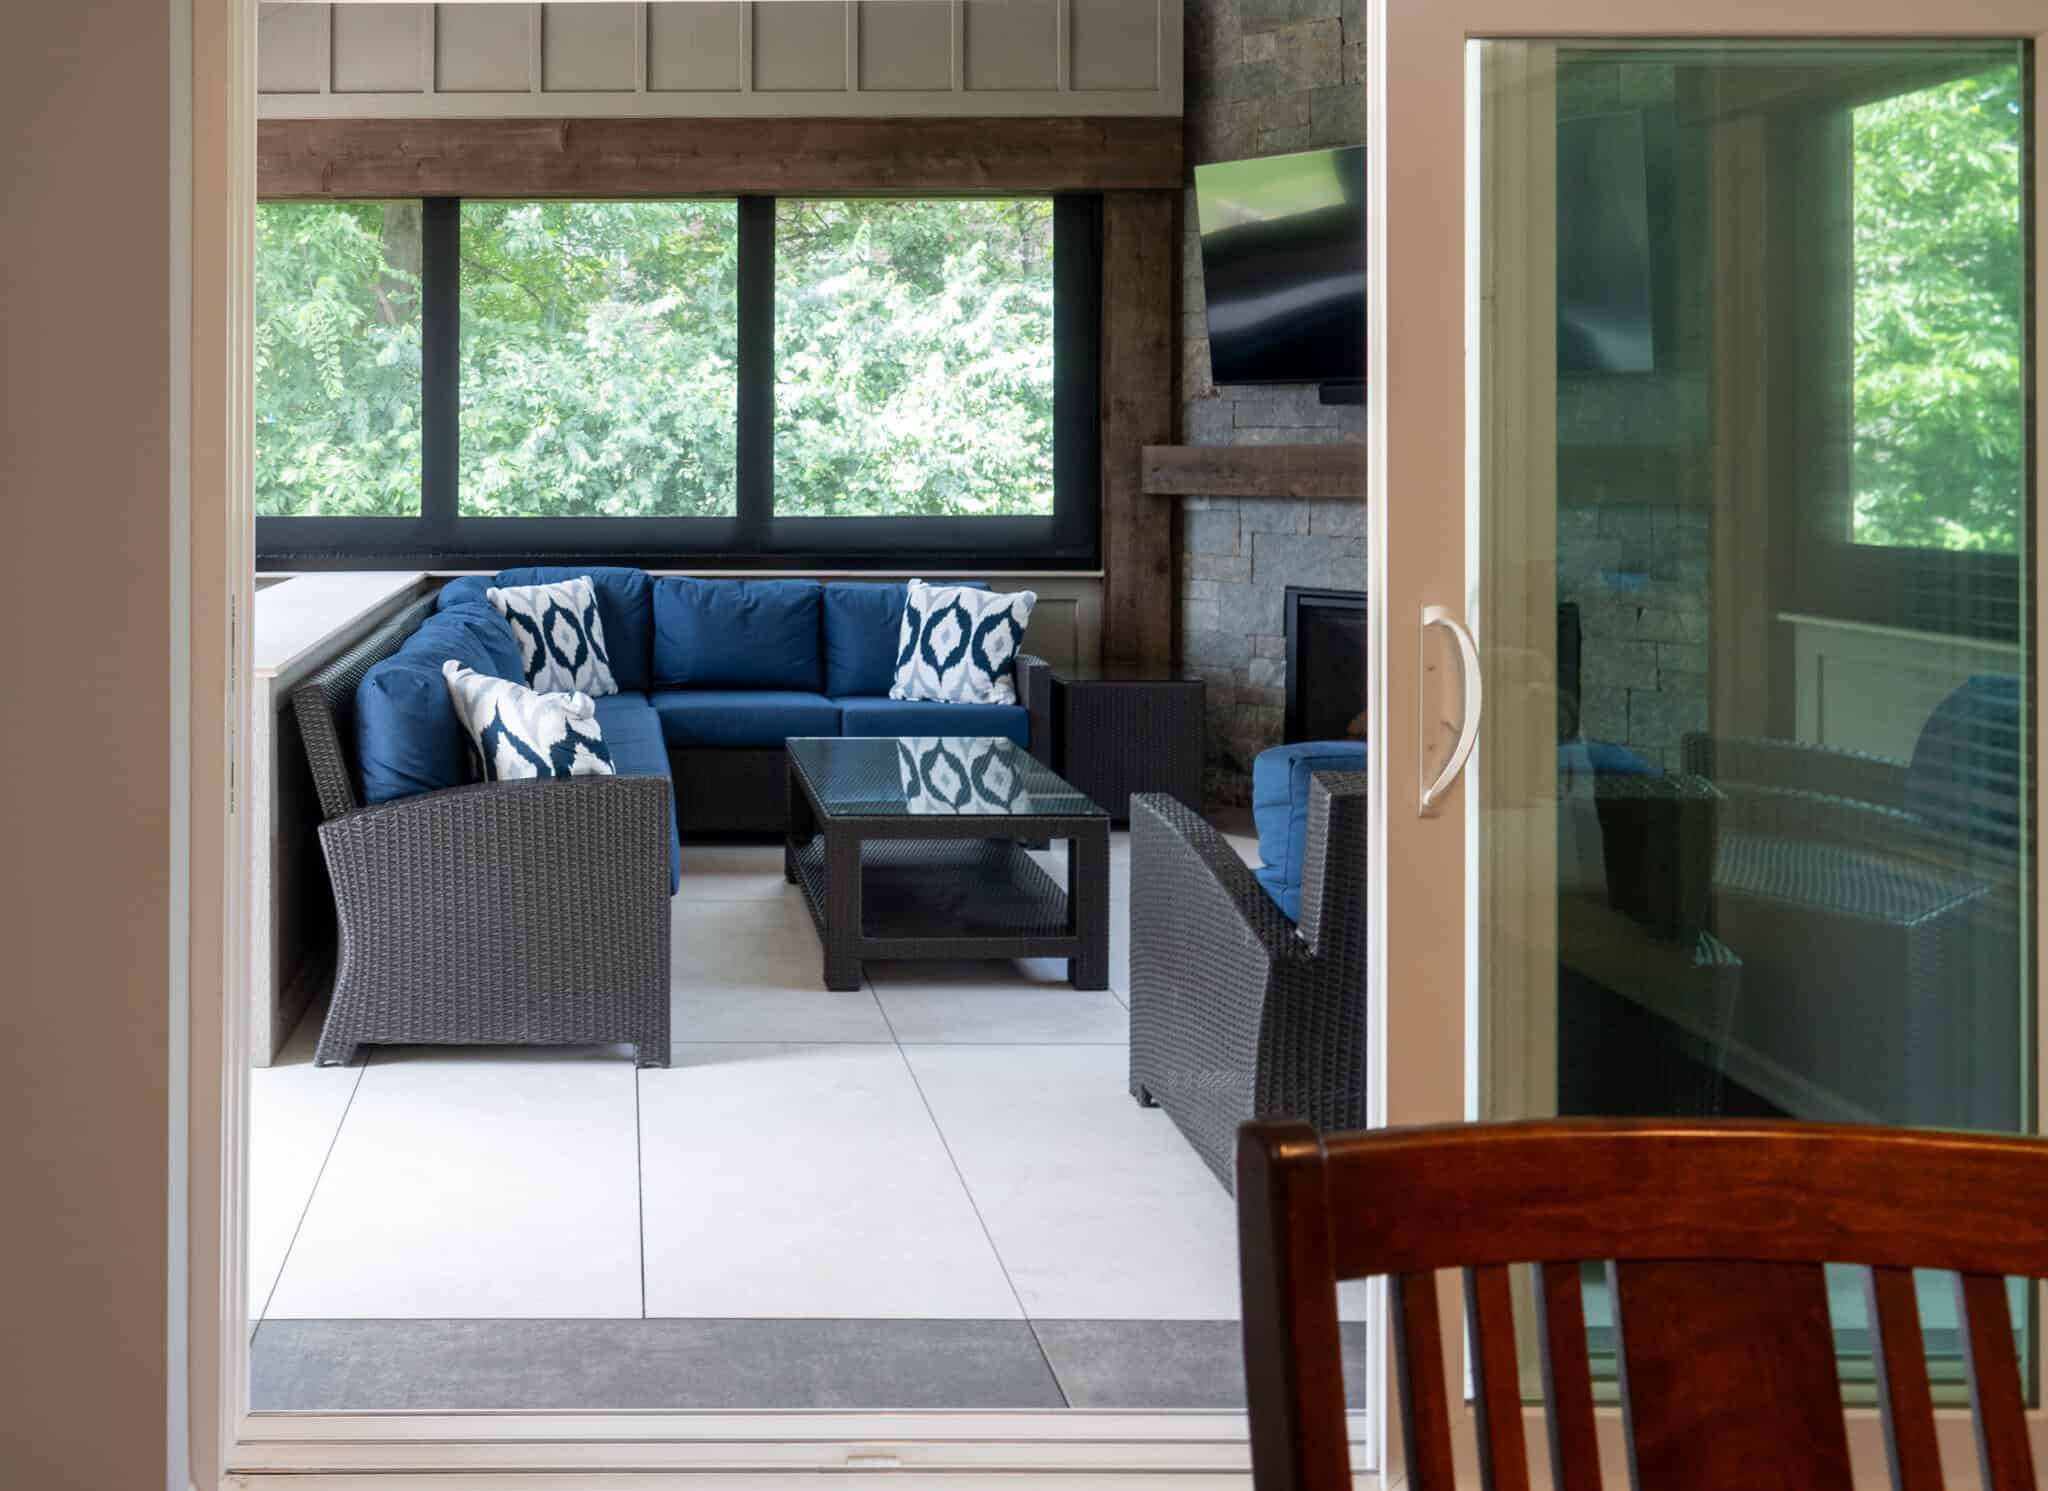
(593, 692, 682, 893)
(650, 689, 841, 748)
(1252, 740, 1368, 923)
(654, 578, 823, 693)
(823, 580, 987, 698)
(1907, 673, 2022, 863)
(353, 602, 527, 805)
(496, 566, 655, 693)
(436, 574, 493, 613)
(837, 695, 1029, 747)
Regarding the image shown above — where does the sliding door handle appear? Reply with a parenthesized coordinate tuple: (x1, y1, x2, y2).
(1420, 604, 1483, 813)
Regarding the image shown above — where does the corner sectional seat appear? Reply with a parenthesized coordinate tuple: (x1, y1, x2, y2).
(424, 569, 1048, 846)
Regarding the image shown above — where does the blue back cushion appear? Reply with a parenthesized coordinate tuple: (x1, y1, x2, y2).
(822, 581, 988, 698)
(654, 578, 823, 692)
(493, 566, 655, 692)
(1251, 740, 1368, 922)
(355, 603, 525, 805)
(822, 582, 908, 698)
(1908, 673, 2022, 863)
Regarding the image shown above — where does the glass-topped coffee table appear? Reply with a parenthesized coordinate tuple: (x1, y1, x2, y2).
(784, 736, 1110, 991)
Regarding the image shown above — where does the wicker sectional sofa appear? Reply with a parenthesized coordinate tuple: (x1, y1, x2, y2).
(294, 570, 1052, 1067)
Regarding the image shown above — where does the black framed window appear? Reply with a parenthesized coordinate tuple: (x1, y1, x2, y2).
(256, 194, 1101, 570)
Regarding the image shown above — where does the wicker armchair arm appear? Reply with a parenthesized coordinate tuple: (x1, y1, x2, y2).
(315, 774, 673, 1065)
(318, 774, 672, 960)
(1129, 791, 1303, 963)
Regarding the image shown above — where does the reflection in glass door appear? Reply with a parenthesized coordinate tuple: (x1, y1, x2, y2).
(1471, 39, 2032, 1391)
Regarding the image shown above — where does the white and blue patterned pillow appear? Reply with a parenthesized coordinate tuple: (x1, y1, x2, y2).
(442, 662, 616, 784)
(889, 580, 1037, 705)
(895, 737, 1034, 815)
(487, 574, 618, 698)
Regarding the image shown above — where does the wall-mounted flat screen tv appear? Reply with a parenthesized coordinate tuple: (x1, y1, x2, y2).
(1194, 144, 1366, 388)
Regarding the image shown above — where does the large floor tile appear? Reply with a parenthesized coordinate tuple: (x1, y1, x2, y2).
(870, 961, 1128, 1044)
(903, 1044, 1243, 1320)
(251, 1317, 1064, 1411)
(676, 840, 796, 902)
(640, 1043, 1022, 1319)
(265, 1046, 643, 1319)
(672, 897, 893, 1043)
(247, 1009, 362, 1320)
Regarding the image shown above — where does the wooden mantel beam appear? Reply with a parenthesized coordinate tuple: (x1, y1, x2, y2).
(258, 115, 1185, 199)
(1141, 444, 1366, 501)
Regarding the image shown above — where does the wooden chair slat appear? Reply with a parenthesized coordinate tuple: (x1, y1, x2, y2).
(1533, 1261, 1603, 1491)
(1957, 1271, 2038, 1491)
(1393, 1270, 1457, 1491)
(1465, 1264, 1532, 1491)
(1611, 1259, 1854, 1491)
(1866, 1265, 1945, 1491)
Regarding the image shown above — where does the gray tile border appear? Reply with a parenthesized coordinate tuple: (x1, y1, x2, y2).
(1031, 1319, 1374, 1411)
(251, 1318, 1066, 1412)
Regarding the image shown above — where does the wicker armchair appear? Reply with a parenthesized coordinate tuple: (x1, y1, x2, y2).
(1128, 772, 1367, 1192)
(292, 598, 672, 1068)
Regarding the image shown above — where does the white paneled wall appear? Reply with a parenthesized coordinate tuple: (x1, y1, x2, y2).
(258, 1, 1182, 117)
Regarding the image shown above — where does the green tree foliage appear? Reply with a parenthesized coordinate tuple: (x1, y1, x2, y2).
(1852, 62, 2024, 553)
(255, 196, 1056, 521)
(255, 202, 423, 516)
(775, 198, 1054, 517)
(459, 200, 740, 517)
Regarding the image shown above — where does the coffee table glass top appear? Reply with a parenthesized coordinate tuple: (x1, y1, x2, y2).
(788, 736, 1106, 819)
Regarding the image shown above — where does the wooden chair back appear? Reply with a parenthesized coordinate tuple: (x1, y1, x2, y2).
(1237, 1119, 2048, 1491)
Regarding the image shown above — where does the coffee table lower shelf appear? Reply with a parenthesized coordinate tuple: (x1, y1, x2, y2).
(786, 835, 1107, 991)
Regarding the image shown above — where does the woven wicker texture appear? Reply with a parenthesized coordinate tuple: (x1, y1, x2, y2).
(1055, 675, 1205, 821)
(1128, 772, 1367, 1192)
(293, 598, 672, 1069)
(315, 774, 673, 1067)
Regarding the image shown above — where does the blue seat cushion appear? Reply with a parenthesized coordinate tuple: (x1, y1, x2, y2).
(650, 689, 841, 748)
(822, 580, 986, 698)
(1251, 740, 1368, 923)
(654, 578, 823, 693)
(592, 692, 681, 893)
(836, 694, 1029, 747)
(353, 603, 527, 805)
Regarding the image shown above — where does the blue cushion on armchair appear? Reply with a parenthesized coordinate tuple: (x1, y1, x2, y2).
(654, 578, 823, 692)
(1252, 740, 1369, 922)
(354, 602, 525, 805)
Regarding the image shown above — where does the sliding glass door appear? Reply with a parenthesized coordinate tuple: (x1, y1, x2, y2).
(1373, 0, 2044, 1475)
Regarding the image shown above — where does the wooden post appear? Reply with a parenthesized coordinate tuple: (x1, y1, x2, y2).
(1099, 189, 1178, 666)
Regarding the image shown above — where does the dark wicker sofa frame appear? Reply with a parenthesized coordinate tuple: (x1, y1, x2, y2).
(292, 596, 672, 1068)
(1128, 771, 1368, 1191)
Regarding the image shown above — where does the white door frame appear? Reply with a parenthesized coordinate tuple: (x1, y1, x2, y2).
(1368, 1, 2048, 1485)
(178, 0, 1368, 1482)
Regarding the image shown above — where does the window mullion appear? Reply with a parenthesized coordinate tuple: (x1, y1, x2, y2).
(420, 196, 461, 547)
(735, 195, 775, 552)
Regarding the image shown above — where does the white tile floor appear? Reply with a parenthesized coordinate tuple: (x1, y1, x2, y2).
(251, 825, 1351, 1327)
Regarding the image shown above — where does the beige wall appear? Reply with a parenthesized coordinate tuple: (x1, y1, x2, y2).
(0, 3, 176, 1489)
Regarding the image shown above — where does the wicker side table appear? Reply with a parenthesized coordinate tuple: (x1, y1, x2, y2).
(1052, 663, 1206, 822)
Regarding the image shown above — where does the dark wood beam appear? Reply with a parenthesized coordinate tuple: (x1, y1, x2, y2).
(258, 116, 1184, 199)
(1098, 192, 1178, 668)
(1141, 444, 1366, 501)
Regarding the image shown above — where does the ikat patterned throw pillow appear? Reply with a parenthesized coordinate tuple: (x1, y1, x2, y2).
(889, 579, 1037, 705)
(895, 737, 1035, 816)
(442, 661, 616, 784)
(486, 574, 618, 698)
